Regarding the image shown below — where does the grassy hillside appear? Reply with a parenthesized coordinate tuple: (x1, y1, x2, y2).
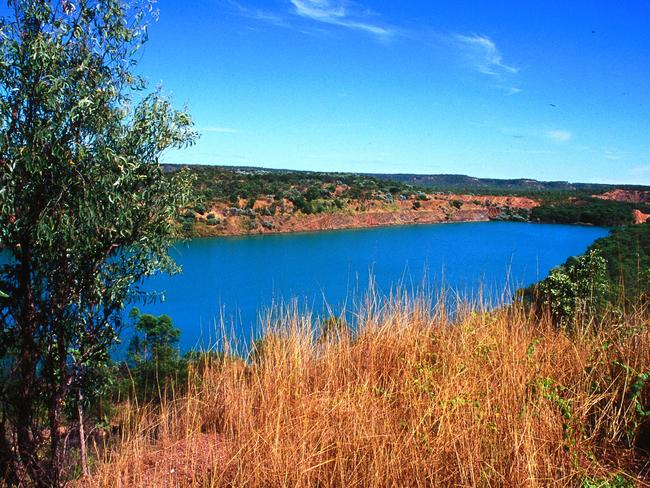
(84, 292, 650, 487)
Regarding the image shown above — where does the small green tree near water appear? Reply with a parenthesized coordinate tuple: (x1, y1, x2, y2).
(0, 0, 196, 485)
(126, 308, 184, 399)
(128, 308, 180, 365)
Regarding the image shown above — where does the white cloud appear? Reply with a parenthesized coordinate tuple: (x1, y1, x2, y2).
(452, 34, 519, 77)
(604, 150, 625, 160)
(289, 0, 394, 39)
(200, 127, 240, 134)
(546, 130, 572, 142)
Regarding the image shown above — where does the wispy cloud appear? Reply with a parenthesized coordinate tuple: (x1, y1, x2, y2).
(546, 129, 572, 142)
(604, 150, 625, 161)
(288, 0, 394, 39)
(227, 0, 289, 26)
(452, 34, 519, 77)
(200, 127, 240, 134)
(227, 4, 522, 92)
(446, 33, 520, 94)
(503, 86, 523, 96)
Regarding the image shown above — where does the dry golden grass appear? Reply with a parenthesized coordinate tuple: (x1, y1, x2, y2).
(84, 293, 650, 487)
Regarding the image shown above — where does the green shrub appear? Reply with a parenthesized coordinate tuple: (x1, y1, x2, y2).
(193, 203, 207, 214)
(532, 250, 611, 330)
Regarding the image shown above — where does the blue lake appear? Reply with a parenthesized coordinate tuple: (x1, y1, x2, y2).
(133, 222, 610, 351)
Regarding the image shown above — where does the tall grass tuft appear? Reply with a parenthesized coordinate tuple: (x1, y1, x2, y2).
(83, 291, 650, 487)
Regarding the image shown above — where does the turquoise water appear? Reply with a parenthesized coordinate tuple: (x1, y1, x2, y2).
(133, 222, 610, 351)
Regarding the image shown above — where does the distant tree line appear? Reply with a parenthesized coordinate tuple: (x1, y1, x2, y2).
(531, 198, 650, 226)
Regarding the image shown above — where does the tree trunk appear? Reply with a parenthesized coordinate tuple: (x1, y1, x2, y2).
(78, 389, 88, 478)
(49, 396, 63, 488)
(15, 241, 43, 485)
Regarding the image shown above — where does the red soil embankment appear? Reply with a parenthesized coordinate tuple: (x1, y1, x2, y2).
(193, 193, 539, 237)
(594, 189, 650, 204)
(633, 209, 650, 224)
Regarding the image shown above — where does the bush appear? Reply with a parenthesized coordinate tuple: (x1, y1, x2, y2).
(533, 250, 610, 330)
(193, 203, 207, 214)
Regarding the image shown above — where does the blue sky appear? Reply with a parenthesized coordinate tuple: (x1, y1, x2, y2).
(138, 1, 650, 184)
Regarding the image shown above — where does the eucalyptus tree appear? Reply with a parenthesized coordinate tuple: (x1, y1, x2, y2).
(0, 0, 196, 484)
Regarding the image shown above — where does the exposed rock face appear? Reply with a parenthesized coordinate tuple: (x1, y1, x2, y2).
(193, 193, 540, 237)
(633, 209, 650, 224)
(594, 189, 650, 204)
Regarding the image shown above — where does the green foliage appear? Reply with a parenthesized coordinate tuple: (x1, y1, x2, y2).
(124, 309, 185, 401)
(180, 165, 416, 213)
(290, 194, 312, 214)
(193, 202, 207, 214)
(525, 223, 650, 326)
(0, 1, 196, 484)
(535, 250, 610, 329)
(588, 223, 650, 302)
(128, 308, 181, 364)
(531, 198, 649, 226)
(611, 360, 650, 444)
(581, 474, 635, 488)
(533, 377, 575, 446)
(450, 199, 463, 209)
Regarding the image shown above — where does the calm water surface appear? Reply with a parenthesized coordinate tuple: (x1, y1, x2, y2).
(134, 222, 609, 351)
